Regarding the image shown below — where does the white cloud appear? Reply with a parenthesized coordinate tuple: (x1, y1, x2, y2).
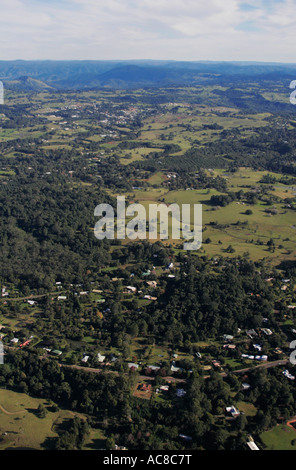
(0, 0, 295, 61)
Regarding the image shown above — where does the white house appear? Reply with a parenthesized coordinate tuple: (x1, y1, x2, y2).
(226, 406, 240, 417)
(97, 353, 106, 363)
(247, 441, 260, 450)
(128, 363, 139, 369)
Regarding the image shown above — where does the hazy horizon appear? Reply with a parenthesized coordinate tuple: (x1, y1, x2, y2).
(0, 59, 296, 65)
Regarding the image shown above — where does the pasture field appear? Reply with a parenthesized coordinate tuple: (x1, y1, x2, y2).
(119, 147, 163, 165)
(0, 389, 106, 450)
(0, 388, 63, 450)
(260, 424, 296, 451)
(105, 167, 296, 264)
(139, 106, 271, 151)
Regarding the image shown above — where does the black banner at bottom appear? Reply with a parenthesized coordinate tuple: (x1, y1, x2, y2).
(5, 449, 271, 465)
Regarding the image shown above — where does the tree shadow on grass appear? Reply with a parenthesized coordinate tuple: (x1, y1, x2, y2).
(41, 436, 58, 450)
(85, 438, 106, 450)
(25, 408, 40, 417)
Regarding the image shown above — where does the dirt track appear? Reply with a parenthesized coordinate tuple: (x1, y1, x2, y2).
(0, 404, 25, 415)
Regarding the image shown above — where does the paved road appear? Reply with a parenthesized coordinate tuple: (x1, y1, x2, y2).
(60, 363, 186, 383)
(0, 291, 66, 302)
(203, 359, 289, 379)
(3, 345, 289, 384)
(228, 359, 289, 375)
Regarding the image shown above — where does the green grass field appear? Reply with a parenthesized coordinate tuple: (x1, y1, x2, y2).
(0, 388, 106, 450)
(235, 401, 257, 417)
(260, 424, 296, 450)
(0, 389, 64, 450)
(111, 167, 296, 264)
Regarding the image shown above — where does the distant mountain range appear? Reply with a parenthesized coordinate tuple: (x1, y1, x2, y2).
(1, 60, 296, 91)
(3, 75, 54, 92)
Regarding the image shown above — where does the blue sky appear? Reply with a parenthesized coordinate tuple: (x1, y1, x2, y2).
(0, 0, 295, 62)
